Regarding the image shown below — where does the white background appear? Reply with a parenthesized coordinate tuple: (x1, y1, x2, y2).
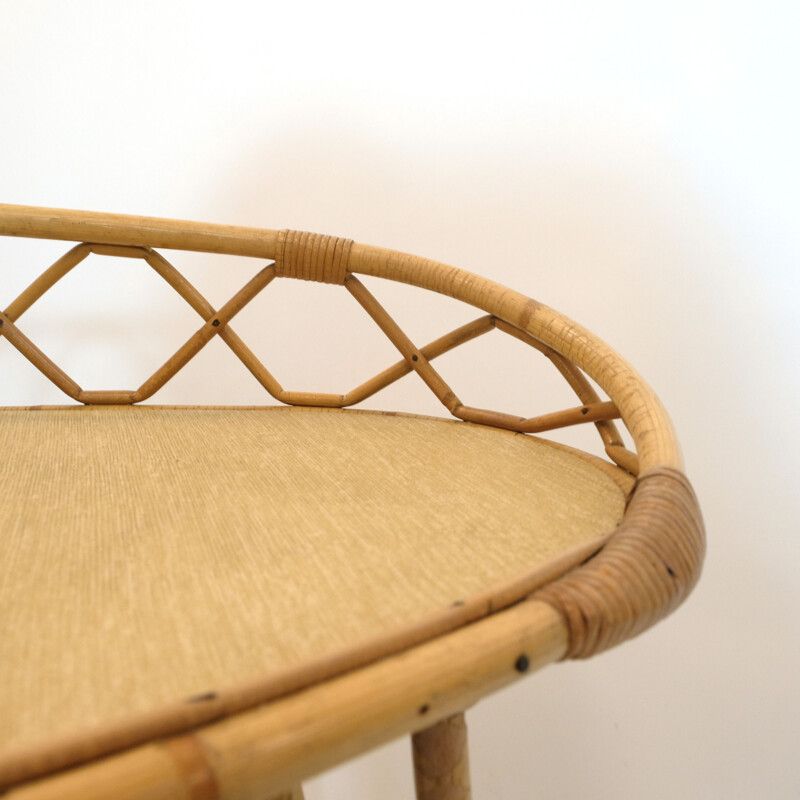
(1, 2, 798, 798)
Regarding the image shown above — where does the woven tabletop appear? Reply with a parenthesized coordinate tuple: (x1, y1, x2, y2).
(0, 405, 628, 762)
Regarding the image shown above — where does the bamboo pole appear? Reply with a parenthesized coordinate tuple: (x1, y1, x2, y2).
(0, 313, 81, 400)
(412, 714, 472, 800)
(0, 205, 280, 260)
(604, 444, 640, 476)
(519, 400, 620, 433)
(452, 406, 524, 430)
(341, 315, 494, 407)
(269, 789, 304, 800)
(142, 249, 290, 402)
(493, 318, 625, 449)
(453, 400, 620, 434)
(345, 275, 461, 413)
(77, 391, 136, 405)
(134, 265, 276, 402)
(218, 329, 287, 401)
(87, 244, 146, 259)
(3, 244, 90, 322)
(143, 249, 220, 319)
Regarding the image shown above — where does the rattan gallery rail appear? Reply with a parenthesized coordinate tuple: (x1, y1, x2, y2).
(0, 205, 704, 800)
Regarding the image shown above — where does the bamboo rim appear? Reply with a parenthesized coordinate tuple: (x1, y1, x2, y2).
(3, 600, 568, 800)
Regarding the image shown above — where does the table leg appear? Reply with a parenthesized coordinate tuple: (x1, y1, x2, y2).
(411, 713, 471, 800)
(269, 788, 304, 800)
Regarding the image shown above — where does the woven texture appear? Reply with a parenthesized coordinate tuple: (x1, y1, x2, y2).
(534, 466, 705, 658)
(0, 405, 626, 755)
(275, 230, 353, 284)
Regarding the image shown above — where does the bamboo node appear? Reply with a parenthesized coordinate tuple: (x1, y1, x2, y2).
(276, 230, 353, 284)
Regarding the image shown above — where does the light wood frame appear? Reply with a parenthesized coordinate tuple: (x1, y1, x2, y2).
(0, 205, 705, 799)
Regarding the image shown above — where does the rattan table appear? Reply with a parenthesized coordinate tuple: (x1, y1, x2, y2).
(0, 206, 704, 800)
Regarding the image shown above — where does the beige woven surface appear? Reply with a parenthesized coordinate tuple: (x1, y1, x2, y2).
(0, 405, 625, 756)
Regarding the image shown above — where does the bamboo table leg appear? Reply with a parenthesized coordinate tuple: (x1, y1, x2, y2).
(411, 713, 471, 800)
(269, 788, 303, 800)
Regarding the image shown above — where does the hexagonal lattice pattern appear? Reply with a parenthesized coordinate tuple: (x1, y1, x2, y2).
(0, 242, 628, 464)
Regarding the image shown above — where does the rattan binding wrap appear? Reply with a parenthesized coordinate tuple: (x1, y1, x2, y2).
(275, 230, 353, 284)
(535, 466, 704, 659)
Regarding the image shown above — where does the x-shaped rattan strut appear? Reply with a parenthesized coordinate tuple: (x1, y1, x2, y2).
(0, 243, 638, 473)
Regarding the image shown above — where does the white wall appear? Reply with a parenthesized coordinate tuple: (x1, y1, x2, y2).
(1, 2, 798, 797)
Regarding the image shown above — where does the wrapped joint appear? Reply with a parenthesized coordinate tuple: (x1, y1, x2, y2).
(276, 230, 353, 284)
(534, 466, 704, 659)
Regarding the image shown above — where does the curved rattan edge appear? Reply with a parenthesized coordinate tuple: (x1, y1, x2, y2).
(0, 204, 281, 258)
(534, 466, 705, 659)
